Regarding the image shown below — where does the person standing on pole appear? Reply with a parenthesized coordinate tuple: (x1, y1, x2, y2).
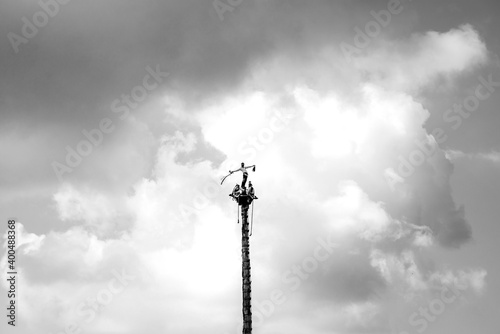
(229, 162, 255, 189)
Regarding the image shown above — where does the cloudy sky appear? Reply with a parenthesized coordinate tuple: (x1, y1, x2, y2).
(1, 0, 500, 333)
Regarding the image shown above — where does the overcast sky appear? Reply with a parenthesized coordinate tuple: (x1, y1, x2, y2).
(1, 0, 500, 333)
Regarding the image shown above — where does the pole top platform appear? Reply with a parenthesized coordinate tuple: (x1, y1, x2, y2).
(229, 187, 257, 206)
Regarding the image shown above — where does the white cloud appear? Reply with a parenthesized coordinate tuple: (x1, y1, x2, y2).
(446, 149, 500, 164)
(355, 24, 488, 91)
(430, 269, 488, 295)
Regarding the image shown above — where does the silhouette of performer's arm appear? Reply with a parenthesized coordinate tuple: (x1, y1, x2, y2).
(228, 165, 255, 174)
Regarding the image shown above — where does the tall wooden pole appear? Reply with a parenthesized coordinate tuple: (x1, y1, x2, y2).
(222, 164, 256, 334)
(241, 201, 252, 334)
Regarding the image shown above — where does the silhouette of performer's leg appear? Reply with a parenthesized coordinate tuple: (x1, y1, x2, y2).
(241, 173, 248, 189)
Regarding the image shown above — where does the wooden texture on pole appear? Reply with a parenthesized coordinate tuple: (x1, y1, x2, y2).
(241, 202, 252, 334)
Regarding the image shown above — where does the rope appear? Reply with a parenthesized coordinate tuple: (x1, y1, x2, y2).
(250, 201, 254, 236)
(237, 204, 240, 224)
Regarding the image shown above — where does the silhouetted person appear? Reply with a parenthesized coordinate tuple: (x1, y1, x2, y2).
(248, 181, 258, 199)
(230, 162, 254, 189)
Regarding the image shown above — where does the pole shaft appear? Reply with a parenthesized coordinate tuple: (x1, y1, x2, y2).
(241, 203, 252, 334)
